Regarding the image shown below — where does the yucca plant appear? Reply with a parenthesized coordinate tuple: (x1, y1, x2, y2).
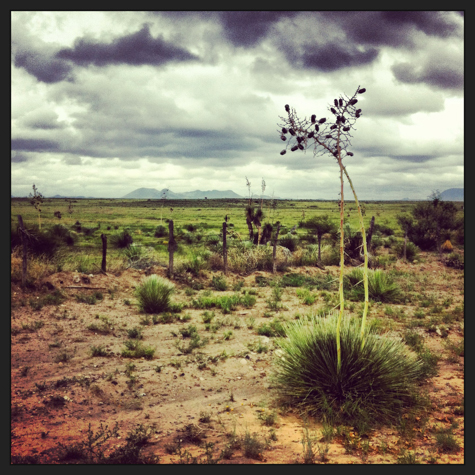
(135, 275, 174, 314)
(279, 86, 369, 369)
(271, 312, 424, 427)
(344, 268, 403, 303)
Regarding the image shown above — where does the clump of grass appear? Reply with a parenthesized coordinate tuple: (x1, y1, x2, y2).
(257, 318, 286, 337)
(344, 268, 403, 303)
(242, 429, 266, 460)
(211, 275, 227, 291)
(54, 350, 74, 363)
(135, 275, 174, 314)
(127, 326, 144, 339)
(296, 288, 316, 305)
(121, 340, 155, 359)
(89, 345, 109, 357)
(75, 291, 103, 305)
(271, 312, 425, 427)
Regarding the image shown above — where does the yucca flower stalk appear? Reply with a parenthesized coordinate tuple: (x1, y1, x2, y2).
(278, 86, 369, 370)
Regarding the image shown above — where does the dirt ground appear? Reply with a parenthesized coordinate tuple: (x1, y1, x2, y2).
(11, 253, 464, 464)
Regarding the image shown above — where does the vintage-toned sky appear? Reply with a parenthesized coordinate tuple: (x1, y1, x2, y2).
(11, 11, 463, 199)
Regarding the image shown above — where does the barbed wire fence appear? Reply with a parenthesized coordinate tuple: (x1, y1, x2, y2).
(14, 213, 329, 284)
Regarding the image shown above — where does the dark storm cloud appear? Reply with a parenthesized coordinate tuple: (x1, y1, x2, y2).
(11, 153, 28, 163)
(13, 49, 72, 84)
(300, 43, 379, 72)
(380, 11, 460, 38)
(218, 11, 297, 47)
(11, 138, 60, 152)
(321, 11, 461, 47)
(387, 154, 436, 163)
(392, 61, 463, 91)
(56, 24, 198, 66)
(278, 11, 461, 74)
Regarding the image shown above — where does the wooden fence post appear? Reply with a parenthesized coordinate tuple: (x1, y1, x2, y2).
(403, 226, 408, 263)
(101, 234, 107, 273)
(272, 222, 281, 274)
(222, 221, 227, 275)
(168, 220, 176, 279)
(17, 215, 27, 286)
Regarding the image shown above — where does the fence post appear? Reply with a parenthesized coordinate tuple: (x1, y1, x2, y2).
(17, 215, 27, 286)
(101, 234, 107, 273)
(168, 220, 176, 279)
(403, 226, 408, 263)
(272, 222, 281, 274)
(222, 221, 227, 275)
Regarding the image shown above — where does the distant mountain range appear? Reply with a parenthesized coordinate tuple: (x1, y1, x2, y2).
(121, 188, 243, 199)
(10, 187, 463, 201)
(439, 188, 464, 201)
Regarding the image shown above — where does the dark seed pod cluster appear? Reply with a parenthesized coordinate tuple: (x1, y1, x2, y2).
(331, 107, 337, 114)
(325, 134, 332, 139)
(282, 127, 288, 134)
(281, 135, 286, 141)
(285, 104, 290, 112)
(315, 124, 319, 132)
(347, 152, 354, 156)
(343, 126, 350, 132)
(334, 99, 338, 107)
(280, 150, 286, 155)
(297, 136, 303, 143)
(330, 124, 337, 130)
(289, 128, 295, 136)
(358, 88, 366, 94)
(319, 118, 326, 124)
(339, 98, 343, 107)
(356, 109, 362, 115)
(311, 114, 316, 123)
(291, 145, 298, 152)
(308, 131, 314, 138)
(349, 99, 358, 105)
(298, 144, 304, 150)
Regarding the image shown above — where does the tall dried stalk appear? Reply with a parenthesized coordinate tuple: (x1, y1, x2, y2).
(278, 86, 369, 371)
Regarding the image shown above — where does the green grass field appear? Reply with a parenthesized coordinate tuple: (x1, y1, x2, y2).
(13, 197, 463, 242)
(11, 197, 464, 277)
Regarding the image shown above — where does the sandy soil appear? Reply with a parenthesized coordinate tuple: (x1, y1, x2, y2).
(11, 254, 464, 464)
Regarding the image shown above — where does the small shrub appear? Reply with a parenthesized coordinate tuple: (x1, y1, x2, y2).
(441, 240, 453, 253)
(54, 350, 74, 363)
(135, 275, 174, 313)
(435, 433, 460, 453)
(211, 275, 227, 291)
(127, 326, 144, 339)
(394, 241, 419, 262)
(154, 225, 167, 238)
(121, 340, 155, 359)
(443, 252, 464, 270)
(242, 430, 265, 460)
(89, 345, 109, 357)
(279, 233, 298, 252)
(257, 318, 286, 337)
(111, 230, 133, 249)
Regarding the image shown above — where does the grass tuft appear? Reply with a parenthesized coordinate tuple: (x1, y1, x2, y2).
(135, 275, 174, 314)
(271, 311, 425, 427)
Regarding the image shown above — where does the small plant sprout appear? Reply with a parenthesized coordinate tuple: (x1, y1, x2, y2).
(29, 184, 44, 230)
(279, 86, 369, 371)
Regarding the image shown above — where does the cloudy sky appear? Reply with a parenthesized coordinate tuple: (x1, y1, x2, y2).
(11, 11, 464, 200)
